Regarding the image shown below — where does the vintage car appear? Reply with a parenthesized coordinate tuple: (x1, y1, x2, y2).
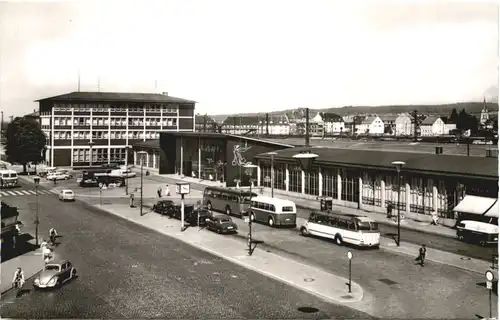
(456, 220, 498, 246)
(152, 200, 176, 215)
(206, 215, 238, 234)
(33, 260, 77, 289)
(168, 204, 194, 220)
(186, 208, 212, 226)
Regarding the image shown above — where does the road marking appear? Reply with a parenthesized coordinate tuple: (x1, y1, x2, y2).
(14, 191, 25, 195)
(6, 191, 17, 196)
(0, 191, 7, 196)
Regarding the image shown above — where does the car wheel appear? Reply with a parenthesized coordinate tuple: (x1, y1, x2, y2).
(458, 235, 464, 241)
(335, 234, 343, 246)
(480, 240, 486, 247)
(300, 227, 309, 236)
(216, 229, 221, 234)
(207, 202, 212, 210)
(268, 217, 275, 227)
(71, 269, 77, 279)
(225, 206, 231, 215)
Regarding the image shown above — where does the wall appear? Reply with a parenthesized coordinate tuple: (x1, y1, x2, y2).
(53, 149, 71, 167)
(225, 138, 290, 187)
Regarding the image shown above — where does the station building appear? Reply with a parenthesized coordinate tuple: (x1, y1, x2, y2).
(36, 91, 196, 167)
(133, 132, 499, 225)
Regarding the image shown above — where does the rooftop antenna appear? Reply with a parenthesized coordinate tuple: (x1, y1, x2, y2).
(77, 68, 81, 92)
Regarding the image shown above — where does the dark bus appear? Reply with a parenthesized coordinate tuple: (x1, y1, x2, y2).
(80, 169, 124, 187)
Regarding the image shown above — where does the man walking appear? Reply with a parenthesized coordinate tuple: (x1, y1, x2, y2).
(157, 186, 162, 198)
(415, 244, 426, 266)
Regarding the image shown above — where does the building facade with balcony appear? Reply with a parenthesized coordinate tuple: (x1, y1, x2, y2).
(36, 91, 196, 167)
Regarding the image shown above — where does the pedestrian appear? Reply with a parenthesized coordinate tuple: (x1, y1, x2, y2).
(165, 184, 170, 196)
(129, 193, 135, 208)
(430, 213, 438, 225)
(40, 238, 48, 250)
(13, 223, 21, 249)
(157, 186, 162, 198)
(386, 202, 393, 219)
(415, 244, 426, 266)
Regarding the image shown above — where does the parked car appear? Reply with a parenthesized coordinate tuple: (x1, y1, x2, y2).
(186, 208, 212, 226)
(33, 260, 77, 289)
(152, 200, 176, 215)
(168, 204, 195, 220)
(58, 189, 75, 202)
(46, 172, 71, 181)
(206, 215, 238, 234)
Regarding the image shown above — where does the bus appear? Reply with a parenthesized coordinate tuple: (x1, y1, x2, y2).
(202, 186, 257, 217)
(249, 196, 297, 227)
(80, 169, 124, 187)
(300, 211, 380, 248)
(0, 170, 18, 188)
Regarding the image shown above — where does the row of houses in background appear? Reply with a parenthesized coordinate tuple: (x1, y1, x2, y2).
(196, 112, 462, 137)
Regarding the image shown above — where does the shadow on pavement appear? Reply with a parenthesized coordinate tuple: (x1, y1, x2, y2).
(1, 234, 38, 262)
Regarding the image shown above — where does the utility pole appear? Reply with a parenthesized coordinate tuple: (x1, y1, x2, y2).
(203, 114, 207, 132)
(266, 113, 270, 136)
(305, 108, 310, 147)
(77, 68, 81, 92)
(412, 110, 419, 142)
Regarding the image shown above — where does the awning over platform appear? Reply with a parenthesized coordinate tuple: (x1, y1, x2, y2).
(453, 195, 498, 216)
(485, 201, 499, 218)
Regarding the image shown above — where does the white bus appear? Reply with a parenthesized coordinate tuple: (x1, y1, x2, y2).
(300, 211, 380, 248)
(0, 170, 18, 188)
(249, 196, 297, 227)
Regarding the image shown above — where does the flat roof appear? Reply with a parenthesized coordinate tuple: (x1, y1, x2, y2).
(157, 132, 294, 148)
(36, 91, 196, 104)
(255, 146, 498, 179)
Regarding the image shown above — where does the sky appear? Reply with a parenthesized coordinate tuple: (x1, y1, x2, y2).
(0, 0, 498, 117)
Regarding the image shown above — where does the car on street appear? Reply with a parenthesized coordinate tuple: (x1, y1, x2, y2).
(153, 200, 176, 215)
(186, 208, 212, 226)
(58, 189, 75, 202)
(46, 172, 71, 181)
(206, 215, 238, 234)
(168, 204, 195, 220)
(110, 169, 137, 178)
(33, 260, 77, 289)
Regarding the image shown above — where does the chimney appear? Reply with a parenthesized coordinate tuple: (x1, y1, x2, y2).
(305, 108, 310, 147)
(162, 92, 168, 96)
(265, 113, 269, 136)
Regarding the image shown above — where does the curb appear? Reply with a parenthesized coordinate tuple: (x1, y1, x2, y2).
(89, 202, 364, 305)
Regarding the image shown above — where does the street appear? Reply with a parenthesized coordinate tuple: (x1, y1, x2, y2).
(142, 174, 496, 261)
(0, 181, 373, 319)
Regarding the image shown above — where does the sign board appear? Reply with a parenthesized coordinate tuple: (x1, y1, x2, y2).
(486, 270, 495, 282)
(487, 281, 493, 289)
(176, 183, 190, 195)
(347, 251, 353, 260)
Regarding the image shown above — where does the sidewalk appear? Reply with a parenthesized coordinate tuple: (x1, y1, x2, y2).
(151, 173, 458, 239)
(1, 246, 46, 294)
(96, 203, 364, 305)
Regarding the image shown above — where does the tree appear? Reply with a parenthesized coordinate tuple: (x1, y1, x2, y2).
(4, 117, 46, 172)
(456, 109, 469, 131)
(449, 108, 458, 123)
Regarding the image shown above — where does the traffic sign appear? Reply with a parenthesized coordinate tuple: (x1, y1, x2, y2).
(347, 251, 353, 260)
(486, 281, 493, 289)
(486, 270, 495, 282)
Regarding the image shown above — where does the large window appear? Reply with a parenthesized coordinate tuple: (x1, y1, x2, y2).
(110, 148, 126, 163)
(273, 163, 286, 191)
(341, 169, 359, 203)
(385, 174, 406, 211)
(409, 177, 433, 215)
(362, 172, 376, 205)
(288, 165, 302, 193)
(260, 163, 271, 188)
(304, 167, 319, 196)
(322, 168, 338, 199)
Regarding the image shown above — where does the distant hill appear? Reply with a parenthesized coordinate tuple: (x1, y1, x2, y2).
(210, 102, 499, 121)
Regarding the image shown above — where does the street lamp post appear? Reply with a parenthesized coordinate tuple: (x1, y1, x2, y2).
(347, 251, 353, 293)
(244, 163, 258, 256)
(34, 176, 40, 246)
(124, 146, 131, 195)
(88, 141, 94, 167)
(267, 152, 278, 198)
(391, 161, 405, 246)
(137, 151, 147, 216)
(293, 151, 319, 196)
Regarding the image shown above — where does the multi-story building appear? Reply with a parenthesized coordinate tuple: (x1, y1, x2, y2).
(222, 115, 290, 136)
(195, 114, 217, 132)
(321, 112, 345, 134)
(395, 113, 414, 136)
(356, 116, 384, 135)
(36, 91, 196, 167)
(380, 114, 398, 135)
(420, 116, 447, 136)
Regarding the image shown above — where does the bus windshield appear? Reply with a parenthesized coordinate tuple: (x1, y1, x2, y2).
(357, 221, 379, 231)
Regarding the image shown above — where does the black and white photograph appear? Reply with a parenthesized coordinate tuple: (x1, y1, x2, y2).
(0, 0, 498, 319)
